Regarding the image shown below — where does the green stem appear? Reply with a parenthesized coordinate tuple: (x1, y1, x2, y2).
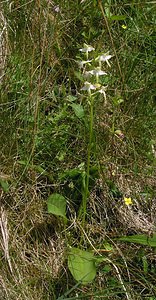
(82, 94, 94, 224)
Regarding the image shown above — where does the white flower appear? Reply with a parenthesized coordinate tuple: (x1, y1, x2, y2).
(81, 81, 96, 92)
(98, 85, 108, 101)
(97, 53, 112, 67)
(99, 54, 112, 62)
(79, 44, 95, 53)
(79, 44, 95, 59)
(85, 67, 107, 83)
(78, 60, 92, 68)
(98, 85, 108, 93)
(88, 68, 107, 76)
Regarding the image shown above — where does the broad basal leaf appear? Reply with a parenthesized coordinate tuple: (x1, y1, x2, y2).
(47, 193, 66, 218)
(68, 247, 96, 284)
(71, 103, 85, 119)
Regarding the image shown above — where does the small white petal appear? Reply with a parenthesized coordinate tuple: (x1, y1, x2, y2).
(98, 86, 108, 101)
(98, 85, 108, 92)
(81, 81, 96, 91)
(89, 68, 107, 76)
(78, 60, 92, 68)
(79, 45, 95, 53)
(99, 54, 112, 62)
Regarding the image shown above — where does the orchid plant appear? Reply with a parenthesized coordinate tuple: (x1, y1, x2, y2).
(78, 43, 112, 223)
(47, 44, 113, 284)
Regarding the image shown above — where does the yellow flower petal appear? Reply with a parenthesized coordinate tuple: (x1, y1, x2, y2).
(124, 197, 132, 206)
(122, 25, 127, 30)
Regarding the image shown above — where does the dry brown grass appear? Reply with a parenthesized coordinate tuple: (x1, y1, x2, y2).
(0, 172, 66, 299)
(0, 9, 8, 83)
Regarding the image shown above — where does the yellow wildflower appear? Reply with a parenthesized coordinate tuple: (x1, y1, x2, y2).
(124, 197, 132, 206)
(122, 25, 127, 30)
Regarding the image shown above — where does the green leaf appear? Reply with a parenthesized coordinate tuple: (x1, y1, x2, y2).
(71, 103, 85, 119)
(109, 15, 127, 21)
(18, 160, 28, 165)
(105, 1, 111, 18)
(0, 180, 9, 192)
(59, 168, 82, 181)
(112, 96, 124, 106)
(47, 193, 66, 218)
(68, 247, 96, 284)
(66, 95, 77, 102)
(118, 234, 156, 247)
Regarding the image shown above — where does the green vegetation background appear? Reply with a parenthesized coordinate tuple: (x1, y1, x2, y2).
(0, 1, 156, 299)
